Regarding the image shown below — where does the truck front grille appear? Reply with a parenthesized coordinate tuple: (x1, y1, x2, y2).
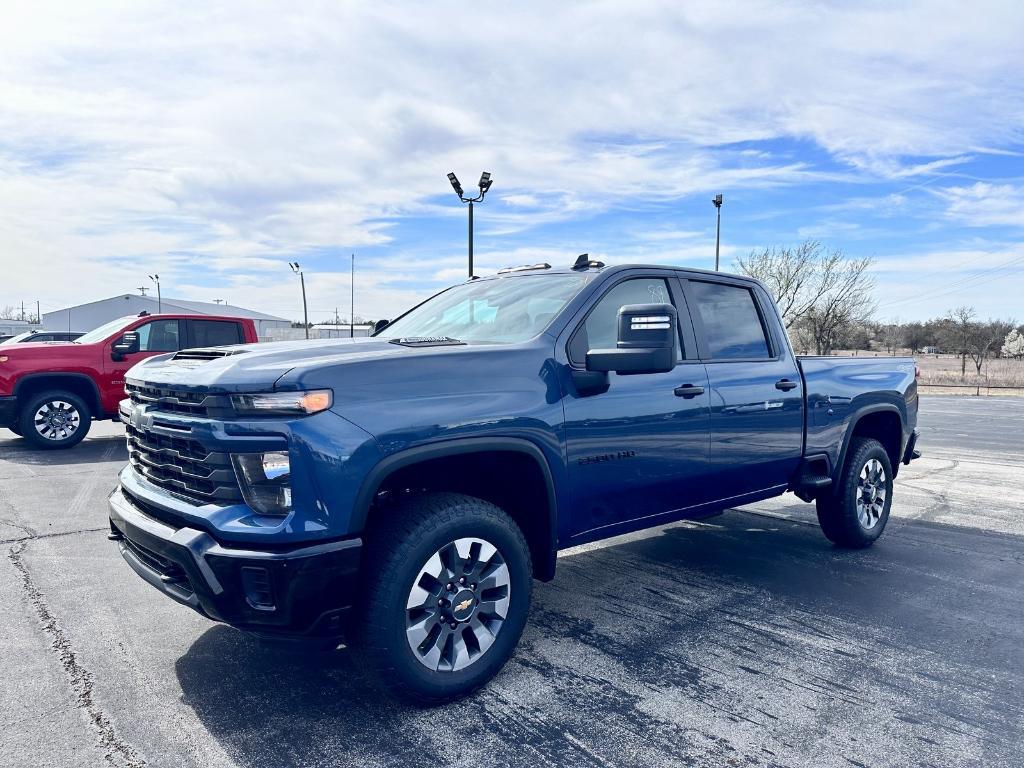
(126, 424, 243, 504)
(125, 382, 233, 418)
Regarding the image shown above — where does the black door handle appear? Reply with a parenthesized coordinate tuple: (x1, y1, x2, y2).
(775, 379, 798, 391)
(674, 384, 705, 398)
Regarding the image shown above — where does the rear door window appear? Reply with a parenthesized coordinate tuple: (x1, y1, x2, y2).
(189, 320, 243, 347)
(689, 281, 771, 360)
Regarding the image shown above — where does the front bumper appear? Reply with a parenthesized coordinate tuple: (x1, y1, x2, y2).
(0, 395, 16, 428)
(108, 485, 362, 639)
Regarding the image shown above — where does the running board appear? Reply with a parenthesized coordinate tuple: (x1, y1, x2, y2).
(792, 454, 833, 502)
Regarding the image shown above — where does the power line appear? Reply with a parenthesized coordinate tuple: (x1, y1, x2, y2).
(878, 252, 1024, 310)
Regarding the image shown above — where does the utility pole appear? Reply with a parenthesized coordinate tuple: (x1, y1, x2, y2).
(447, 171, 493, 278)
(350, 253, 355, 338)
(289, 263, 309, 339)
(138, 286, 148, 296)
(21, 301, 25, 321)
(148, 275, 161, 311)
(36, 300, 40, 325)
(712, 194, 723, 271)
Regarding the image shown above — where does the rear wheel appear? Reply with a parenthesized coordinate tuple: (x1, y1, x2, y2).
(8, 424, 22, 436)
(351, 492, 532, 704)
(18, 390, 92, 449)
(816, 437, 893, 548)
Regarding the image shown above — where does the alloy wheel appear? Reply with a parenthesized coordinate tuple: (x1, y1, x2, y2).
(33, 400, 81, 441)
(856, 458, 887, 529)
(405, 537, 511, 672)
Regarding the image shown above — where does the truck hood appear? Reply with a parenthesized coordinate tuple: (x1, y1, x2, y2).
(126, 337, 472, 393)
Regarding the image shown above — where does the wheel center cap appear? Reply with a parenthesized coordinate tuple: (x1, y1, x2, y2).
(450, 589, 476, 621)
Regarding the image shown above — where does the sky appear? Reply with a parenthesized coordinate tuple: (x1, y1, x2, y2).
(2, 1, 1023, 324)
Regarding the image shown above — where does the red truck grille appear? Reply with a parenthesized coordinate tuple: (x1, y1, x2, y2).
(125, 382, 233, 418)
(126, 424, 243, 504)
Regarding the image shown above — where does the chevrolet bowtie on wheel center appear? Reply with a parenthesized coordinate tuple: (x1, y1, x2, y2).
(109, 258, 919, 703)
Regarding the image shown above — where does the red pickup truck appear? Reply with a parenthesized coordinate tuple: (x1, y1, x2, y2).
(0, 313, 258, 449)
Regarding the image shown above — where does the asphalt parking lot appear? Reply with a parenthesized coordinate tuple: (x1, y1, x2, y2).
(1, 396, 1022, 768)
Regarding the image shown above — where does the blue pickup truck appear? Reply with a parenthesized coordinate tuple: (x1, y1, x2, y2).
(109, 258, 919, 702)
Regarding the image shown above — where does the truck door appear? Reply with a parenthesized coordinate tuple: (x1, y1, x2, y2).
(101, 318, 184, 414)
(561, 273, 712, 541)
(681, 277, 803, 499)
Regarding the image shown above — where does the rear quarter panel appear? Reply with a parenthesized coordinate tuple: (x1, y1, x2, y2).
(799, 355, 918, 473)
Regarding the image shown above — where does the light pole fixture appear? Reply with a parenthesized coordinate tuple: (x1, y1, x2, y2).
(447, 171, 493, 278)
(711, 194, 723, 272)
(148, 274, 162, 312)
(289, 262, 309, 339)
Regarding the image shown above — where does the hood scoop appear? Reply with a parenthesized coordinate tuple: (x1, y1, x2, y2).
(171, 347, 250, 364)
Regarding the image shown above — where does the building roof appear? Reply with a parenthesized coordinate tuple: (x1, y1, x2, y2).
(44, 294, 288, 323)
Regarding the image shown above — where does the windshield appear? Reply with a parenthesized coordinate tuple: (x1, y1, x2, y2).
(381, 273, 591, 344)
(0, 332, 35, 345)
(73, 316, 136, 345)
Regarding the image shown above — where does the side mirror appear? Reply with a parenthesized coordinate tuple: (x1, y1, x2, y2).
(585, 303, 676, 375)
(373, 319, 390, 335)
(111, 331, 140, 360)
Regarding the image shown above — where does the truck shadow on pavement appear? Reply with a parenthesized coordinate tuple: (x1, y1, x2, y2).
(173, 511, 1024, 768)
(0, 432, 126, 466)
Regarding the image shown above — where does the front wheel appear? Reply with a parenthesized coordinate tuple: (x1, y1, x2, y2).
(351, 492, 532, 704)
(17, 390, 92, 449)
(816, 437, 893, 548)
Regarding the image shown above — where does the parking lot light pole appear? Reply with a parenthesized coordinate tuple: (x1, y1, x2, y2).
(148, 274, 162, 312)
(289, 262, 309, 339)
(447, 171, 493, 279)
(712, 194, 723, 271)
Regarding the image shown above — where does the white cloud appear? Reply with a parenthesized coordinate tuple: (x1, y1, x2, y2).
(1, 1, 1023, 318)
(936, 183, 1024, 228)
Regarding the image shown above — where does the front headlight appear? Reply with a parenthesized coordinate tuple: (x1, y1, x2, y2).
(230, 389, 332, 417)
(231, 451, 292, 516)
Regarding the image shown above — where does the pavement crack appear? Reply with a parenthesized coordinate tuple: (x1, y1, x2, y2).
(7, 539, 145, 768)
(0, 525, 108, 545)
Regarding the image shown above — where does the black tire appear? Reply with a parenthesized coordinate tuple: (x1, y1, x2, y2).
(17, 390, 92, 450)
(351, 492, 533, 704)
(816, 437, 893, 548)
(8, 424, 22, 436)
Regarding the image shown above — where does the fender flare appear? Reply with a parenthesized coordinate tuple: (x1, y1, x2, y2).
(351, 436, 559, 580)
(833, 403, 905, 480)
(13, 372, 103, 414)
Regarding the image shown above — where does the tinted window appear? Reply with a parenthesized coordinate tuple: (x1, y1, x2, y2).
(191, 320, 241, 347)
(136, 319, 181, 352)
(689, 281, 770, 360)
(570, 278, 675, 363)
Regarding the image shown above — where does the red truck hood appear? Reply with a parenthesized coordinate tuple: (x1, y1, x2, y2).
(0, 342, 103, 394)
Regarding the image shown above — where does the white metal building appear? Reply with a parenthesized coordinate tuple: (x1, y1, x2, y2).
(0, 319, 44, 337)
(42, 295, 292, 340)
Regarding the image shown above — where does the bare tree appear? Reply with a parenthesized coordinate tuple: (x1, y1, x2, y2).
(966, 320, 1015, 375)
(941, 306, 976, 377)
(798, 256, 876, 355)
(736, 241, 831, 328)
(882, 319, 903, 355)
(0, 305, 18, 320)
(1003, 328, 1024, 359)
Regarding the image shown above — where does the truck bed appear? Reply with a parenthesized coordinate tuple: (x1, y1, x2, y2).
(798, 355, 918, 473)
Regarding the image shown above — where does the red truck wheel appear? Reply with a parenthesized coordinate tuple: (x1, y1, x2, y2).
(17, 390, 92, 450)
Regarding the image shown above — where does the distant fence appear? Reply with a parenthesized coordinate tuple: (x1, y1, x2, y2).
(918, 383, 1024, 396)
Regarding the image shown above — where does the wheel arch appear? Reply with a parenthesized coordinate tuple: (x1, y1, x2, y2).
(14, 373, 102, 415)
(834, 405, 904, 480)
(352, 437, 559, 581)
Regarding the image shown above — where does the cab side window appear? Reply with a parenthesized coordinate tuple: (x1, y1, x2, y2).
(135, 320, 181, 352)
(569, 278, 676, 364)
(689, 281, 771, 360)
